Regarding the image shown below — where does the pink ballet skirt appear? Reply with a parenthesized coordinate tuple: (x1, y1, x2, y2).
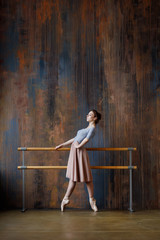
(66, 141, 93, 182)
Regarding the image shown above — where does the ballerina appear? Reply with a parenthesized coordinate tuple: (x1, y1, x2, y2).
(55, 109, 101, 212)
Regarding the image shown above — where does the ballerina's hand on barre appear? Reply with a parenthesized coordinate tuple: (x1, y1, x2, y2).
(55, 144, 63, 150)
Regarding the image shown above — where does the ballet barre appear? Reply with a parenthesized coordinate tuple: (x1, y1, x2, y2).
(17, 147, 137, 212)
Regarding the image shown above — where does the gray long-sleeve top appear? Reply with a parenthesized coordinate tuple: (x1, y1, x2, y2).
(74, 127, 95, 144)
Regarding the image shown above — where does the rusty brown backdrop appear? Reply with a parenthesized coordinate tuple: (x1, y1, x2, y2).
(0, 0, 160, 210)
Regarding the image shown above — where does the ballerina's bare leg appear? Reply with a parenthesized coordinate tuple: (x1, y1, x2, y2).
(86, 181, 94, 198)
(61, 180, 76, 211)
(64, 179, 76, 198)
(86, 181, 98, 212)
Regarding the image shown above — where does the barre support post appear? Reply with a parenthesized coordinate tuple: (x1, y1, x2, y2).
(22, 150, 26, 212)
(128, 150, 134, 212)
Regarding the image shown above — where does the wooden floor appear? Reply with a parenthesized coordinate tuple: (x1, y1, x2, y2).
(0, 209, 160, 240)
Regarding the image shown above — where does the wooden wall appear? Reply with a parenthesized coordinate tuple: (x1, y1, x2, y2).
(0, 0, 159, 210)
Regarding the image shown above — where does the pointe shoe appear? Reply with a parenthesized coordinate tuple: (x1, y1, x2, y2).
(89, 197, 98, 212)
(61, 197, 70, 212)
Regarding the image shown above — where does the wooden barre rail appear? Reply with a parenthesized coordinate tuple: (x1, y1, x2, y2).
(17, 147, 137, 151)
(18, 166, 137, 170)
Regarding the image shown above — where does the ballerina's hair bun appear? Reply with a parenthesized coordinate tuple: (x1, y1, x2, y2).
(91, 109, 101, 124)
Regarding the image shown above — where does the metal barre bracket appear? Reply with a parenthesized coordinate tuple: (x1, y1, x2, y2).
(128, 147, 135, 151)
(128, 166, 136, 170)
(20, 147, 27, 151)
(20, 166, 27, 169)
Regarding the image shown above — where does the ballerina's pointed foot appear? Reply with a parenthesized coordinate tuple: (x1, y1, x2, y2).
(89, 197, 98, 212)
(61, 197, 70, 212)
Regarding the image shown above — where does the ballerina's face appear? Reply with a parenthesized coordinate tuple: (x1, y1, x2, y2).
(86, 111, 97, 123)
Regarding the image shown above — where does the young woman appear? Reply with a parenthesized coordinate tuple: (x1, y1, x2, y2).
(55, 109, 101, 212)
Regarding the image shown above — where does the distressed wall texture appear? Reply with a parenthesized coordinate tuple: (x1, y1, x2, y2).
(0, 0, 160, 210)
